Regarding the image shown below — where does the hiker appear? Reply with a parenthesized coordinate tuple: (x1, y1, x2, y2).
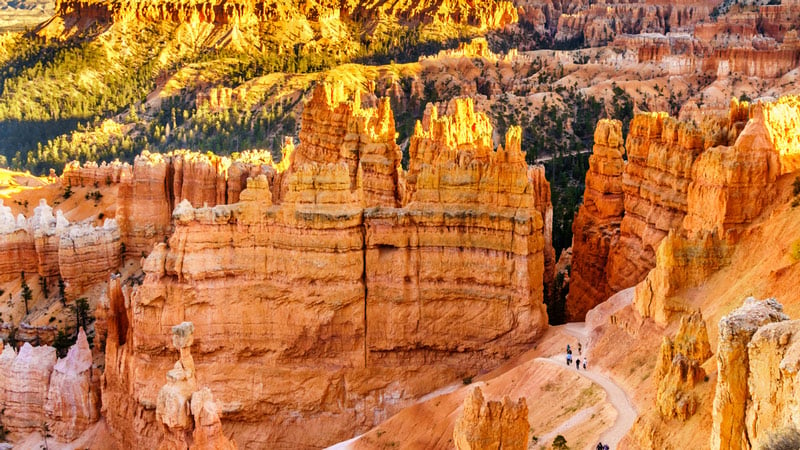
(567, 352, 573, 365)
(566, 344, 572, 355)
(583, 358, 587, 370)
(578, 342, 582, 355)
(596, 443, 604, 450)
(576, 357, 581, 370)
(603, 445, 609, 450)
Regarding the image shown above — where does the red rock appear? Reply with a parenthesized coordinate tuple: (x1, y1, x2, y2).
(567, 119, 625, 320)
(101, 86, 550, 449)
(453, 386, 529, 450)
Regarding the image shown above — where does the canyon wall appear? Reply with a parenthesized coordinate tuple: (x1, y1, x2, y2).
(635, 96, 800, 324)
(101, 85, 551, 449)
(566, 119, 625, 321)
(45, 0, 518, 49)
(554, 2, 715, 47)
(0, 198, 121, 298)
(709, 297, 790, 450)
(116, 149, 273, 257)
(567, 99, 761, 320)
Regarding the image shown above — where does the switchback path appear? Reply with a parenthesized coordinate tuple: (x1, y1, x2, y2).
(537, 321, 638, 448)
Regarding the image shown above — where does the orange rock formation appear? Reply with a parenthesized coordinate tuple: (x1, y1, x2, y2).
(0, 330, 98, 439)
(116, 150, 273, 257)
(636, 97, 800, 324)
(453, 386, 529, 450)
(710, 297, 789, 450)
(100, 85, 551, 448)
(567, 119, 625, 320)
(568, 98, 782, 321)
(44, 328, 100, 441)
(654, 312, 712, 421)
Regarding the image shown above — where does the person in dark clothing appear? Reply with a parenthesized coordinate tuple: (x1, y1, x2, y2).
(603, 445, 609, 450)
(596, 443, 604, 450)
(578, 342, 582, 355)
(576, 357, 581, 370)
(567, 344, 572, 355)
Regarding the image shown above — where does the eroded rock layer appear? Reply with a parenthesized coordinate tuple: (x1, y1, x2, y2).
(654, 312, 712, 421)
(453, 386, 529, 450)
(0, 331, 98, 440)
(566, 119, 625, 321)
(635, 96, 800, 324)
(569, 97, 800, 322)
(116, 149, 273, 257)
(710, 297, 788, 450)
(101, 86, 550, 449)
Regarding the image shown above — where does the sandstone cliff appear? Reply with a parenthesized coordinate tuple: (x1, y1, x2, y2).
(453, 386, 529, 450)
(44, 0, 518, 53)
(567, 97, 800, 324)
(566, 119, 625, 321)
(44, 328, 100, 441)
(710, 297, 789, 450)
(635, 96, 800, 324)
(0, 198, 122, 301)
(0, 200, 37, 282)
(0, 342, 56, 433)
(554, 3, 714, 47)
(116, 149, 273, 257)
(291, 83, 402, 207)
(101, 86, 550, 449)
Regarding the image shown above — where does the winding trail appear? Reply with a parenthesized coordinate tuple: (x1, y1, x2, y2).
(537, 321, 638, 448)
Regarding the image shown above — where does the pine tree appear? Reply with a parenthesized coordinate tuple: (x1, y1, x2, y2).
(20, 272, 31, 316)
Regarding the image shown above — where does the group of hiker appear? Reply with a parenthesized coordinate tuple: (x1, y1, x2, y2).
(596, 442, 610, 450)
(565, 343, 586, 370)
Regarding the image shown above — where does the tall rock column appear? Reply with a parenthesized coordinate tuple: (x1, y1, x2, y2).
(745, 319, 800, 447)
(710, 298, 788, 450)
(654, 312, 713, 420)
(155, 322, 236, 450)
(156, 322, 198, 450)
(566, 119, 626, 320)
(44, 328, 100, 440)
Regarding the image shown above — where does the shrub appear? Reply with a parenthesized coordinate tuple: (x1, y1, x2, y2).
(553, 435, 568, 450)
(790, 240, 800, 262)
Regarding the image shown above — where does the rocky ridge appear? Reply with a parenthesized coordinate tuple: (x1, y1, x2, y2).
(0, 198, 120, 297)
(566, 97, 797, 322)
(97, 83, 552, 449)
(566, 119, 625, 320)
(635, 96, 800, 324)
